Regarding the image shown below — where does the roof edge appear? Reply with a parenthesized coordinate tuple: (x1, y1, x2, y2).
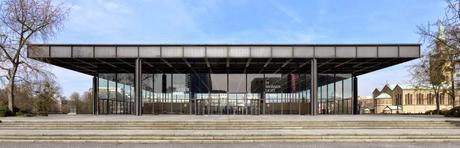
(27, 43, 422, 46)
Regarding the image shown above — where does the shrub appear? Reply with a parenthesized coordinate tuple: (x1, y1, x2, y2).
(19, 108, 32, 114)
(0, 105, 7, 117)
(0, 100, 6, 106)
(425, 109, 449, 115)
(0, 106, 22, 117)
(445, 106, 460, 117)
(425, 110, 434, 115)
(12, 107, 19, 113)
(440, 109, 450, 115)
(15, 108, 30, 116)
(0, 106, 16, 117)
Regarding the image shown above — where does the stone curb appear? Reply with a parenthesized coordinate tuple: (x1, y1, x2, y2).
(1, 139, 460, 143)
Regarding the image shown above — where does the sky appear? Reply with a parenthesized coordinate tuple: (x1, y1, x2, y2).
(44, 0, 446, 98)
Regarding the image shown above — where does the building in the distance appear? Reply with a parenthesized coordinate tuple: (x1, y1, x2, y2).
(357, 96, 373, 114)
(371, 84, 459, 114)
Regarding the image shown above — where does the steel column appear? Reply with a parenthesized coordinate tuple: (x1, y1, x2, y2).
(310, 59, 318, 115)
(92, 76, 98, 115)
(135, 58, 142, 116)
(352, 76, 359, 115)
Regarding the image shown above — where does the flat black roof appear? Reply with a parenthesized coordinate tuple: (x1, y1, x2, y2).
(27, 43, 420, 76)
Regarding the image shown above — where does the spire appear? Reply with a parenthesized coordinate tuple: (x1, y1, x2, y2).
(434, 20, 448, 52)
(436, 21, 446, 41)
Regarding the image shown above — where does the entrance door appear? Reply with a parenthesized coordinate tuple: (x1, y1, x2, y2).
(193, 93, 261, 115)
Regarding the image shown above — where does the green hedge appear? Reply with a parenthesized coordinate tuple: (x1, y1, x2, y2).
(445, 106, 460, 117)
(0, 105, 7, 117)
(425, 109, 450, 115)
(0, 105, 19, 117)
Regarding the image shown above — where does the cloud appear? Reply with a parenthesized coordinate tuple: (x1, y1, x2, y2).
(58, 0, 211, 43)
(270, 0, 309, 30)
(267, 0, 324, 43)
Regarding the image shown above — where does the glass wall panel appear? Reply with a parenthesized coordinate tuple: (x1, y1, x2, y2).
(327, 82, 334, 114)
(172, 74, 189, 114)
(130, 82, 135, 114)
(142, 74, 154, 114)
(264, 74, 282, 114)
(117, 73, 134, 114)
(97, 74, 119, 114)
(116, 78, 125, 114)
(335, 74, 352, 114)
(247, 74, 264, 115)
(98, 75, 108, 114)
(335, 79, 342, 114)
(281, 74, 290, 114)
(342, 75, 353, 114)
(153, 74, 163, 114)
(189, 73, 209, 115)
(229, 74, 246, 114)
(321, 85, 327, 114)
(164, 74, 173, 114)
(210, 74, 227, 114)
(108, 76, 116, 114)
(296, 74, 307, 115)
(318, 74, 334, 114)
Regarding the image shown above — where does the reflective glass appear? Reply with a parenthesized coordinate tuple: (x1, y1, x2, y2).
(95, 71, 353, 115)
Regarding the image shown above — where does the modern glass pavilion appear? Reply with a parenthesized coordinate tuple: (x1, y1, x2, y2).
(28, 44, 420, 115)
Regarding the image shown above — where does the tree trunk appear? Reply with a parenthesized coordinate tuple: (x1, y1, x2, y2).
(7, 78, 15, 113)
(8, 65, 18, 114)
(436, 92, 440, 114)
(452, 66, 456, 108)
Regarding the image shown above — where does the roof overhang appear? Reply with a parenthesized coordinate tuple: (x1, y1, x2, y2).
(27, 43, 421, 76)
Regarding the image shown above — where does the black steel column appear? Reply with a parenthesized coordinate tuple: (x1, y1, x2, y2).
(310, 59, 317, 115)
(115, 74, 118, 114)
(135, 59, 142, 116)
(92, 76, 98, 115)
(352, 76, 359, 115)
(333, 74, 336, 114)
(262, 74, 266, 115)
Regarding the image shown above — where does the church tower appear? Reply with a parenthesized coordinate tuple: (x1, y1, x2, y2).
(429, 22, 454, 85)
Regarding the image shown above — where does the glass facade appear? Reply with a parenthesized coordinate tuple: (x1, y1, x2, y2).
(95, 62, 355, 115)
(317, 74, 353, 114)
(98, 73, 135, 114)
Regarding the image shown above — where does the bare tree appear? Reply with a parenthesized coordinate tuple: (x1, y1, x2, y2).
(418, 0, 460, 108)
(78, 91, 93, 114)
(0, 0, 67, 113)
(410, 53, 448, 114)
(33, 78, 60, 116)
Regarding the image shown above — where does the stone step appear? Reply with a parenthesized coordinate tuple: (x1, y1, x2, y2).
(1, 123, 454, 126)
(0, 123, 457, 126)
(1, 121, 455, 125)
(0, 135, 460, 143)
(2, 120, 455, 123)
(0, 125, 459, 129)
(1, 127, 458, 130)
(1, 121, 458, 130)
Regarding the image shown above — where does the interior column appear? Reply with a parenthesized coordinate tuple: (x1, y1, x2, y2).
(352, 75, 359, 115)
(310, 58, 318, 115)
(92, 75, 98, 115)
(135, 58, 143, 116)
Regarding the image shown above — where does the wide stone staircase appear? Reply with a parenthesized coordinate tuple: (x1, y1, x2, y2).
(0, 117, 460, 143)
